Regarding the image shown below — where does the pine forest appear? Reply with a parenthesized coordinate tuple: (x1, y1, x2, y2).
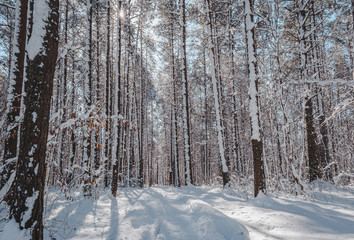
(0, 0, 353, 239)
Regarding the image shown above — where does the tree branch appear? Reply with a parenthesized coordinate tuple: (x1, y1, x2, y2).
(0, 2, 15, 10)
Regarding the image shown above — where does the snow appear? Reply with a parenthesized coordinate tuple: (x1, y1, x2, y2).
(34, 164, 39, 175)
(32, 112, 37, 123)
(0, 220, 29, 240)
(1, 184, 353, 240)
(21, 191, 39, 228)
(28, 144, 37, 157)
(2, 184, 353, 240)
(26, 0, 50, 60)
(244, 0, 261, 141)
(0, 171, 16, 201)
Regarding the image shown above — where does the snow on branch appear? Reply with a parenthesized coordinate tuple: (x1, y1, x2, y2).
(0, 2, 15, 9)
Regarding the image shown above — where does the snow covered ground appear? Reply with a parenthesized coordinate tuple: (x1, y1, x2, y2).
(1, 183, 354, 240)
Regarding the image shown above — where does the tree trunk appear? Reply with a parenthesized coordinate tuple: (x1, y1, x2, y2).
(5, 0, 59, 238)
(306, 97, 320, 181)
(111, 0, 122, 197)
(298, 0, 320, 182)
(83, 0, 93, 197)
(180, 0, 193, 186)
(244, 0, 266, 197)
(205, 0, 230, 187)
(351, 0, 354, 79)
(104, 0, 111, 188)
(1, 0, 29, 189)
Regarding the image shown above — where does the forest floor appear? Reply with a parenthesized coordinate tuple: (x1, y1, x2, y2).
(1, 182, 354, 240)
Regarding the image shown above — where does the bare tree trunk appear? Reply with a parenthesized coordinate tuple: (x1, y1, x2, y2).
(244, 0, 266, 197)
(5, 0, 59, 238)
(59, 0, 70, 186)
(94, 1, 101, 189)
(297, 0, 320, 182)
(180, 0, 193, 185)
(205, 0, 230, 187)
(83, 0, 93, 197)
(1, 0, 29, 189)
(202, 47, 209, 184)
(139, 35, 145, 188)
(351, 0, 354, 79)
(104, 0, 111, 188)
(305, 97, 319, 181)
(309, 0, 331, 180)
(111, 0, 122, 197)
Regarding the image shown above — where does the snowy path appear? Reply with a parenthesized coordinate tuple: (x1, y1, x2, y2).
(116, 188, 248, 240)
(40, 186, 354, 240)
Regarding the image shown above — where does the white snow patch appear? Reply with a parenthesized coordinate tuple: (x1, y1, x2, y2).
(0, 171, 16, 201)
(244, 0, 261, 141)
(0, 220, 30, 240)
(37, 185, 354, 240)
(28, 144, 37, 156)
(21, 191, 39, 227)
(26, 0, 50, 60)
(34, 164, 39, 175)
(32, 112, 37, 123)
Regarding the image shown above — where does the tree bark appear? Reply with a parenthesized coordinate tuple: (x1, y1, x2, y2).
(111, 0, 122, 197)
(1, 0, 29, 189)
(180, 0, 193, 186)
(205, 0, 230, 187)
(244, 0, 266, 197)
(5, 0, 59, 238)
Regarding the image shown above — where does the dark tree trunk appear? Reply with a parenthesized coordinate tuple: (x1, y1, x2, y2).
(252, 139, 266, 196)
(1, 0, 29, 189)
(104, 0, 111, 188)
(305, 97, 320, 182)
(203, 48, 209, 184)
(319, 114, 331, 180)
(94, 0, 101, 184)
(5, 0, 59, 238)
(111, 0, 122, 197)
(84, 0, 93, 197)
(351, 0, 354, 79)
(244, 0, 266, 197)
(180, 0, 193, 186)
(139, 20, 145, 188)
(59, 0, 69, 185)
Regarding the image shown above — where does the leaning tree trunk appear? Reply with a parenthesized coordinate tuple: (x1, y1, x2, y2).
(205, 0, 230, 187)
(5, 0, 59, 239)
(244, 0, 266, 197)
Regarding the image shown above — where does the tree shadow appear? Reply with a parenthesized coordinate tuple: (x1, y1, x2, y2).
(117, 187, 249, 240)
(122, 187, 143, 206)
(250, 195, 354, 235)
(107, 195, 119, 240)
(45, 196, 95, 239)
